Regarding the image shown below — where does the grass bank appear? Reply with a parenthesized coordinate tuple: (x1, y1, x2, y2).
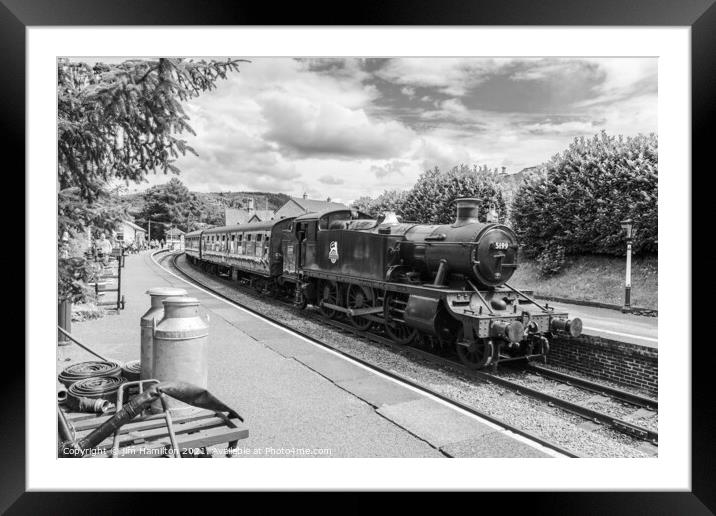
(510, 254, 658, 310)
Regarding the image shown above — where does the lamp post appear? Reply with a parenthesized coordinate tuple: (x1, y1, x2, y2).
(620, 219, 634, 312)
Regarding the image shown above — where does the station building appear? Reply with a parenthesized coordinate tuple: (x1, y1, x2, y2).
(224, 194, 347, 225)
(273, 194, 346, 220)
(165, 227, 185, 251)
(115, 220, 147, 249)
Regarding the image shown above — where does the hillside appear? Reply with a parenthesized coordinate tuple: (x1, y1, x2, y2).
(202, 191, 291, 211)
(119, 189, 291, 224)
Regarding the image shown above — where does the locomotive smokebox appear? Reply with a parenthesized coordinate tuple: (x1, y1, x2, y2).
(454, 198, 481, 227)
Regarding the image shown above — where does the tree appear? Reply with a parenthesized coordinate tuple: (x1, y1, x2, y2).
(351, 190, 410, 218)
(400, 165, 508, 224)
(139, 177, 203, 239)
(58, 57, 245, 202)
(57, 57, 245, 301)
(510, 131, 657, 261)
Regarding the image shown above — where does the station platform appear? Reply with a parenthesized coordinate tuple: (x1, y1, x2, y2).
(543, 301, 657, 348)
(63, 251, 557, 458)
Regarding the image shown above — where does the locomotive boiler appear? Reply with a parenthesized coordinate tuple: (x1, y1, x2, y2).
(394, 199, 519, 288)
(184, 198, 582, 369)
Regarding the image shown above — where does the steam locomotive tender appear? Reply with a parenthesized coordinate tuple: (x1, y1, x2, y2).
(184, 198, 582, 369)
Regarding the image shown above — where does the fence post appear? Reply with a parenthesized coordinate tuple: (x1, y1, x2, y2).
(58, 300, 71, 345)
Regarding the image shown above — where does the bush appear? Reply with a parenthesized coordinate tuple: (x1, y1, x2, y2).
(400, 165, 507, 224)
(58, 257, 100, 303)
(536, 243, 566, 276)
(511, 131, 657, 257)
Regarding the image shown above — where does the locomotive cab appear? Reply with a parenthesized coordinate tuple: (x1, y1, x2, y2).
(294, 209, 375, 272)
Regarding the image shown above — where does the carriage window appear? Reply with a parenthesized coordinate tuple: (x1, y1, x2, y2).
(256, 234, 263, 242)
(247, 234, 252, 241)
(231, 234, 235, 241)
(238, 234, 243, 242)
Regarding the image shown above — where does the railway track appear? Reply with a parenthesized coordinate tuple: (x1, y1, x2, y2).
(165, 251, 658, 452)
(159, 251, 577, 458)
(312, 314, 658, 445)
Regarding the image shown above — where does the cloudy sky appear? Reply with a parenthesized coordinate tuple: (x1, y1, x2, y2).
(120, 57, 657, 203)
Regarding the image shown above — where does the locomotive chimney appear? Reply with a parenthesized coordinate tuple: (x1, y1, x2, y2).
(454, 198, 481, 226)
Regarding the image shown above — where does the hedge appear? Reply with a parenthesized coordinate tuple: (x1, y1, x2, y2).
(510, 131, 657, 258)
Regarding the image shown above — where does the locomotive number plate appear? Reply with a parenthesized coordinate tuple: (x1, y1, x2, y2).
(492, 241, 509, 250)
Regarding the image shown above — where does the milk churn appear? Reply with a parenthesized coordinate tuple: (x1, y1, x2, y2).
(152, 296, 209, 411)
(140, 287, 187, 380)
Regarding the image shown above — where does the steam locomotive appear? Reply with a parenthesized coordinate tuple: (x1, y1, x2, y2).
(184, 198, 582, 369)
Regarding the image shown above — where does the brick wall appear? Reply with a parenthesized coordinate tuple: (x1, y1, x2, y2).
(547, 335, 658, 397)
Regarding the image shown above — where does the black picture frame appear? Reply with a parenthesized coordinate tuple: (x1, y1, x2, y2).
(9, 0, 711, 512)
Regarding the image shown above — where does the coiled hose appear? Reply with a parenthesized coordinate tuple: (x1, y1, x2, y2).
(121, 360, 141, 382)
(58, 381, 244, 457)
(67, 376, 125, 412)
(58, 360, 122, 387)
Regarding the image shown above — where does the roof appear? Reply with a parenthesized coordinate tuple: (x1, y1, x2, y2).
(225, 207, 276, 224)
(165, 227, 185, 237)
(252, 210, 275, 221)
(121, 220, 146, 233)
(203, 218, 286, 235)
(287, 196, 347, 213)
(225, 207, 254, 225)
(294, 207, 372, 222)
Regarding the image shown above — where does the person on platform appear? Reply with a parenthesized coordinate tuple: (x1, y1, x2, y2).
(95, 232, 112, 265)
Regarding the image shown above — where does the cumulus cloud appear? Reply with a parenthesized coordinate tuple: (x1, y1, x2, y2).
(376, 58, 508, 96)
(318, 175, 344, 185)
(521, 118, 605, 136)
(259, 92, 415, 159)
(370, 160, 410, 179)
(420, 98, 471, 121)
(111, 56, 660, 200)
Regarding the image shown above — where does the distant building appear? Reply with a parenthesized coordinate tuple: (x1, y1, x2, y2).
(497, 166, 541, 203)
(225, 197, 275, 225)
(273, 193, 347, 220)
(115, 220, 147, 248)
(165, 227, 185, 251)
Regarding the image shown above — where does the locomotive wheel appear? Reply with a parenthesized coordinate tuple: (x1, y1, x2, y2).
(347, 284, 374, 331)
(456, 331, 494, 370)
(319, 281, 339, 319)
(383, 292, 418, 345)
